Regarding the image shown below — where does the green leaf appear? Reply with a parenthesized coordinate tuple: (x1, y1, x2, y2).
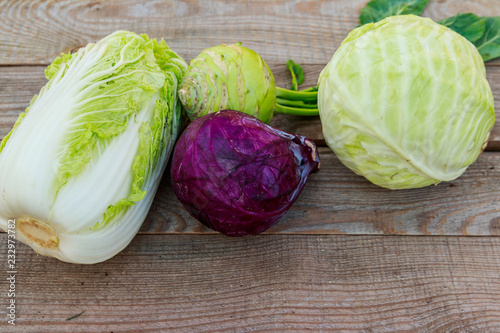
(0, 94, 37, 154)
(52, 33, 166, 196)
(474, 16, 500, 62)
(96, 36, 187, 229)
(359, 0, 430, 25)
(286, 59, 305, 91)
(439, 13, 486, 43)
(45, 52, 75, 81)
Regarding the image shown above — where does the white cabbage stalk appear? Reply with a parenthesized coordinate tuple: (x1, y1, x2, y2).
(0, 31, 187, 263)
(318, 15, 495, 189)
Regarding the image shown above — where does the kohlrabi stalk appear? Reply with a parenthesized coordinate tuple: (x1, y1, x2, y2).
(178, 44, 318, 123)
(275, 86, 318, 115)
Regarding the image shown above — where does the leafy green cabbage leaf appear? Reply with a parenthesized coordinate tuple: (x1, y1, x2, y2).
(360, 0, 430, 25)
(474, 17, 500, 62)
(439, 13, 486, 43)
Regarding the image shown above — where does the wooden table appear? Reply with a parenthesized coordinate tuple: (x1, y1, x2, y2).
(1, 0, 500, 331)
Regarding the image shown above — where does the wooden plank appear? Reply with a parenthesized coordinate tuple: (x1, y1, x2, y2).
(142, 149, 500, 236)
(1, 65, 500, 150)
(273, 64, 500, 151)
(1, 234, 499, 332)
(0, 66, 45, 141)
(0, 0, 499, 65)
(1, 67, 499, 236)
(0, 145, 497, 236)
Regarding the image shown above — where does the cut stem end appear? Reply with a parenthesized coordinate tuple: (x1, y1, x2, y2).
(17, 217, 59, 249)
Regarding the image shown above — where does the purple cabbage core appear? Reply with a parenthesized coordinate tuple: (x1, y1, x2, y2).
(171, 110, 320, 236)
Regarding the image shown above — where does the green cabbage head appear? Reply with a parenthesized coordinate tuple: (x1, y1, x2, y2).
(318, 15, 495, 189)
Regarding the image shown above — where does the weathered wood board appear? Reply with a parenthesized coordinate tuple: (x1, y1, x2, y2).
(0, 68, 499, 236)
(142, 148, 500, 236)
(1, 234, 499, 332)
(1, 0, 500, 332)
(1, 65, 500, 149)
(1, 64, 499, 235)
(0, 0, 499, 65)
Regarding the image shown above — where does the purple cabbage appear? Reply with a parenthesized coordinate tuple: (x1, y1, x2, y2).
(170, 110, 320, 236)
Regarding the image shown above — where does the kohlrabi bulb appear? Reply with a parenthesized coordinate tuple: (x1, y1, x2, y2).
(178, 44, 276, 123)
(318, 15, 495, 189)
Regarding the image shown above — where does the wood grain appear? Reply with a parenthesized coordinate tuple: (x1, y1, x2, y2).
(0, 0, 499, 65)
(1, 2, 499, 332)
(1, 65, 499, 236)
(272, 63, 500, 151)
(0, 62, 498, 236)
(0, 234, 499, 332)
(141, 148, 500, 236)
(1, 65, 500, 150)
(274, 63, 500, 150)
(0, 146, 496, 237)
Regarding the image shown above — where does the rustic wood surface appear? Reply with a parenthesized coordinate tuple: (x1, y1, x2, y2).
(1, 0, 500, 332)
(1, 234, 500, 332)
(0, 0, 499, 65)
(139, 148, 500, 236)
(1, 64, 500, 150)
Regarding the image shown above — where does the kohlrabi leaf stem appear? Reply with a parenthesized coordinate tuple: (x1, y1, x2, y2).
(276, 86, 318, 102)
(275, 103, 319, 116)
(300, 86, 319, 92)
(275, 86, 319, 116)
(276, 97, 317, 109)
